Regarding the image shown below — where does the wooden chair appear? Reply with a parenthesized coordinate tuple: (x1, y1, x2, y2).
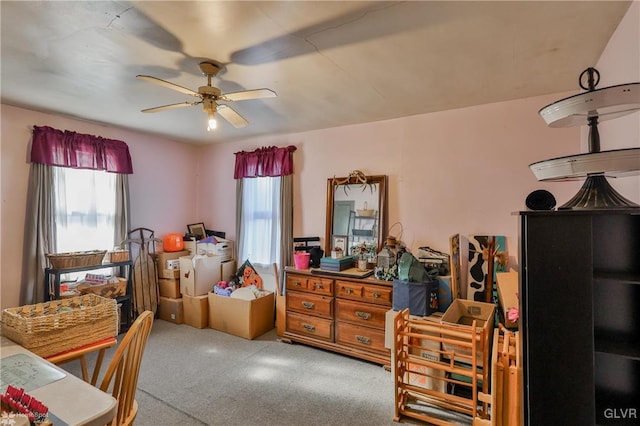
(46, 336, 118, 385)
(98, 310, 154, 426)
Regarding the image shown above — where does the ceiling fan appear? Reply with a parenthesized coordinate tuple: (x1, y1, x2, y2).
(137, 61, 276, 130)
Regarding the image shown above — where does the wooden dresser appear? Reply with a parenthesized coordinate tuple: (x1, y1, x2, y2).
(283, 267, 393, 365)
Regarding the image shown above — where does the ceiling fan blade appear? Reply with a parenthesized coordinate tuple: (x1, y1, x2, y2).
(136, 75, 200, 97)
(221, 88, 277, 102)
(216, 104, 249, 128)
(141, 101, 200, 113)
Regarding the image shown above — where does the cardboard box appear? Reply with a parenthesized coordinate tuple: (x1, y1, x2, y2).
(183, 294, 209, 329)
(158, 268, 180, 279)
(155, 250, 190, 268)
(384, 309, 444, 391)
(155, 250, 190, 279)
(220, 259, 237, 282)
(158, 278, 181, 299)
(158, 296, 184, 324)
(407, 313, 446, 393)
(208, 291, 274, 339)
(179, 255, 222, 297)
(166, 259, 181, 270)
(196, 238, 234, 261)
(440, 299, 495, 367)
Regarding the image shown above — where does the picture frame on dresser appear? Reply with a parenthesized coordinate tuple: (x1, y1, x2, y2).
(332, 235, 348, 252)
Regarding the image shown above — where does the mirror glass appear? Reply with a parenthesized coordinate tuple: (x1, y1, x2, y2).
(325, 174, 388, 257)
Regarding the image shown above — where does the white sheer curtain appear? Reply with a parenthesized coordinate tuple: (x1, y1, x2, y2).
(238, 176, 282, 267)
(53, 167, 117, 253)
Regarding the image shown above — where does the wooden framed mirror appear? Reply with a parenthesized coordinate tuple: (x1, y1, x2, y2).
(325, 173, 388, 256)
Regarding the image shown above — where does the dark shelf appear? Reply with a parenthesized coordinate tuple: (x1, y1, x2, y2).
(45, 260, 133, 274)
(595, 336, 640, 359)
(520, 210, 639, 425)
(594, 271, 640, 286)
(44, 260, 134, 332)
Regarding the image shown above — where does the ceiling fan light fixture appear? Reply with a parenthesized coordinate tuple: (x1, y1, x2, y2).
(137, 59, 276, 130)
(207, 112, 217, 131)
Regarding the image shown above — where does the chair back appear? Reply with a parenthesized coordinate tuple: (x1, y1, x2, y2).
(99, 310, 154, 426)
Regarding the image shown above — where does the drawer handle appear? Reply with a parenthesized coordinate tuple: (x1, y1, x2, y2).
(356, 335, 371, 345)
(316, 284, 324, 289)
(355, 311, 371, 320)
(302, 301, 315, 309)
(373, 292, 381, 298)
(303, 324, 316, 332)
(294, 281, 302, 287)
(345, 287, 354, 294)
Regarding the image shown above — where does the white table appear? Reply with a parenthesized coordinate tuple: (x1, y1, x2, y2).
(1, 336, 117, 426)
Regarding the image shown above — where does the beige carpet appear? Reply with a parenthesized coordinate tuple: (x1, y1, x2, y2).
(62, 319, 471, 425)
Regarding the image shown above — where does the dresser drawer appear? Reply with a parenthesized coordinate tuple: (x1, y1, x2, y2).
(287, 291, 333, 319)
(335, 299, 387, 329)
(335, 280, 392, 306)
(307, 276, 333, 296)
(335, 322, 388, 354)
(287, 312, 333, 341)
(286, 274, 309, 292)
(362, 283, 392, 306)
(335, 280, 363, 299)
(286, 274, 334, 295)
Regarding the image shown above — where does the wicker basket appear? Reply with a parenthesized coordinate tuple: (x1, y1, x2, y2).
(0, 294, 119, 358)
(77, 277, 127, 298)
(46, 250, 107, 269)
(107, 249, 129, 263)
(356, 209, 375, 217)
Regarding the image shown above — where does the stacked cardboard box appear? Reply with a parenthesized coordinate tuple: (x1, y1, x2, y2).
(154, 246, 236, 328)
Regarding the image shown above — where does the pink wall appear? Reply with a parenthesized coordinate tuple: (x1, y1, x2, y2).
(0, 105, 199, 308)
(197, 94, 582, 268)
(593, 0, 640, 200)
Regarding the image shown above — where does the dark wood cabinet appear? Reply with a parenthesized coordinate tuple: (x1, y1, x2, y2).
(519, 209, 640, 425)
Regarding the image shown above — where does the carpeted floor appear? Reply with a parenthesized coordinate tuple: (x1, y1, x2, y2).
(62, 319, 473, 425)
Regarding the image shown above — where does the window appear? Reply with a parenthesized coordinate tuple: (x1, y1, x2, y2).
(53, 167, 118, 280)
(238, 176, 282, 266)
(53, 166, 117, 252)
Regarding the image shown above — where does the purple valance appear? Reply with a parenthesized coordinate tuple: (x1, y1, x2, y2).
(234, 145, 296, 179)
(30, 125, 134, 174)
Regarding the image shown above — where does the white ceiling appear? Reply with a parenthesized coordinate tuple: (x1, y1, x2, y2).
(0, 1, 633, 145)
